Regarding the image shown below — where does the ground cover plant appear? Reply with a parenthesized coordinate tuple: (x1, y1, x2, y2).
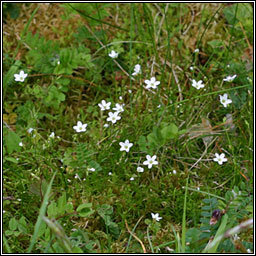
(3, 3, 253, 254)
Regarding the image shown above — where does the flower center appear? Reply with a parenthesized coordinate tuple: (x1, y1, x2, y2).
(149, 160, 153, 164)
(125, 146, 128, 149)
(112, 117, 115, 120)
(79, 127, 83, 130)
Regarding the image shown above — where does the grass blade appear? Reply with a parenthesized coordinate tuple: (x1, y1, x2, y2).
(27, 172, 56, 253)
(3, 234, 11, 253)
(147, 225, 154, 253)
(202, 214, 228, 253)
(181, 176, 189, 252)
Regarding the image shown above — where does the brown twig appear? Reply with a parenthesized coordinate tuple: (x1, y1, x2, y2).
(125, 219, 147, 253)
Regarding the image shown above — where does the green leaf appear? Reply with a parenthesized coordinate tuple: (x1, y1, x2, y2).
(57, 193, 67, 215)
(97, 204, 113, 217)
(4, 157, 18, 163)
(77, 203, 94, 217)
(207, 39, 223, 49)
(137, 135, 148, 152)
(161, 123, 178, 140)
(9, 218, 18, 231)
(77, 203, 92, 212)
(5, 131, 21, 154)
(5, 230, 14, 236)
(47, 201, 58, 218)
(18, 216, 28, 234)
(3, 60, 22, 90)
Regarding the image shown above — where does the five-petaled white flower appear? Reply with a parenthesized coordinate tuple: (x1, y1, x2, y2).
(223, 75, 236, 82)
(119, 139, 133, 152)
(219, 93, 232, 108)
(27, 128, 34, 134)
(143, 155, 158, 169)
(49, 132, 55, 138)
(109, 50, 118, 59)
(73, 121, 87, 133)
(98, 100, 111, 111)
(14, 70, 28, 82)
(151, 213, 162, 221)
(106, 112, 121, 124)
(132, 64, 141, 76)
(137, 167, 144, 173)
(213, 153, 227, 165)
(192, 79, 205, 89)
(145, 77, 160, 89)
(113, 103, 125, 113)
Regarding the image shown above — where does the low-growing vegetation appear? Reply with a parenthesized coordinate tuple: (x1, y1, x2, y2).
(3, 3, 253, 253)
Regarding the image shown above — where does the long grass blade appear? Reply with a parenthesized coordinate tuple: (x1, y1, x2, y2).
(27, 172, 56, 253)
(181, 176, 189, 252)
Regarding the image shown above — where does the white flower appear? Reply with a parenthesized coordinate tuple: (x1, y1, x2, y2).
(14, 70, 28, 82)
(106, 112, 121, 124)
(232, 190, 241, 198)
(98, 100, 111, 111)
(233, 233, 240, 241)
(192, 79, 205, 89)
(88, 167, 95, 172)
(219, 94, 232, 108)
(113, 103, 125, 113)
(173, 170, 177, 175)
(223, 75, 236, 82)
(119, 139, 133, 152)
(27, 128, 34, 133)
(132, 64, 141, 76)
(151, 213, 162, 221)
(213, 153, 227, 165)
(73, 121, 87, 133)
(143, 155, 158, 169)
(128, 89, 132, 93)
(49, 132, 55, 138)
(190, 66, 194, 70)
(137, 167, 144, 173)
(109, 50, 118, 59)
(119, 96, 123, 100)
(194, 48, 199, 53)
(145, 77, 160, 89)
(103, 124, 109, 128)
(108, 172, 112, 175)
(19, 142, 23, 147)
(74, 173, 81, 181)
(130, 177, 135, 181)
